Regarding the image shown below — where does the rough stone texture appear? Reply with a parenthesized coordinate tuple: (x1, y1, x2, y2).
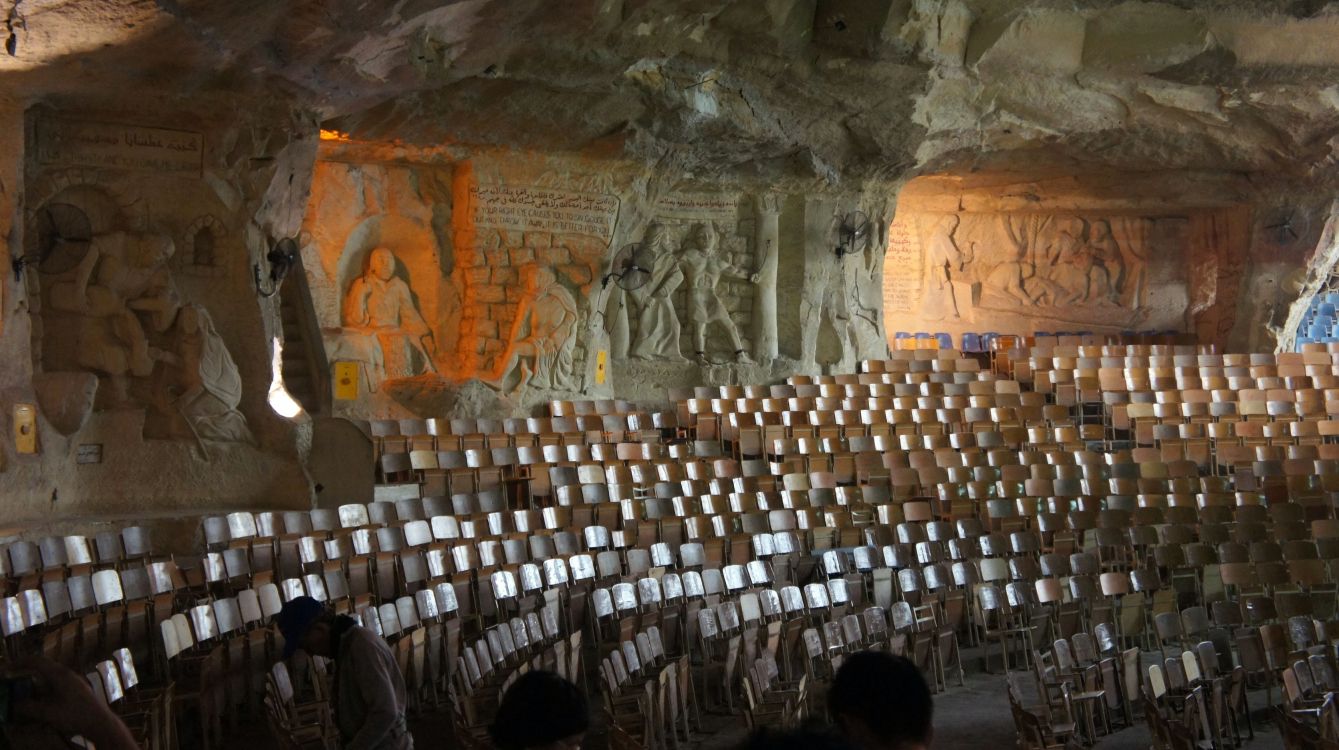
(31, 371, 98, 437)
(1280, 200, 1339, 350)
(886, 171, 1253, 341)
(0, 100, 314, 521)
(1, 0, 1339, 510)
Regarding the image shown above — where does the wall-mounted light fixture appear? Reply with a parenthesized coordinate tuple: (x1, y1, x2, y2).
(254, 237, 299, 298)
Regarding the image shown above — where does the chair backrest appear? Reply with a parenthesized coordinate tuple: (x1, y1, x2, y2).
(91, 569, 124, 606)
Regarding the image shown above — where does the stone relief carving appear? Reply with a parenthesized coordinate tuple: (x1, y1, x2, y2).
(46, 230, 181, 405)
(679, 222, 759, 365)
(913, 213, 1151, 321)
(341, 247, 438, 386)
(925, 213, 965, 319)
(486, 264, 581, 398)
(803, 211, 883, 366)
(625, 223, 687, 362)
(39, 222, 255, 450)
(151, 303, 255, 452)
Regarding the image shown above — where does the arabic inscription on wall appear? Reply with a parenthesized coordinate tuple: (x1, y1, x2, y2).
(36, 119, 203, 175)
(653, 192, 740, 223)
(468, 184, 619, 241)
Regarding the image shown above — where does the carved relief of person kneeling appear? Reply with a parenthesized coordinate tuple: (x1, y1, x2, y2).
(485, 264, 580, 398)
(150, 303, 256, 452)
(343, 247, 439, 382)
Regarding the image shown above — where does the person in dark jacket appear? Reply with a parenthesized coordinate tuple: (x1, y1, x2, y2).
(276, 597, 413, 750)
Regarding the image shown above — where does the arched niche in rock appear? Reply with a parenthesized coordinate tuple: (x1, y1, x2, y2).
(332, 213, 451, 383)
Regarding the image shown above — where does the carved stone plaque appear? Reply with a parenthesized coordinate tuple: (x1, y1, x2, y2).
(653, 192, 740, 223)
(36, 119, 203, 175)
(884, 217, 923, 313)
(466, 184, 619, 241)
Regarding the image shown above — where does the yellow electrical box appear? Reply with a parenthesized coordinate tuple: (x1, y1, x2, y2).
(595, 350, 608, 385)
(334, 361, 360, 401)
(14, 404, 37, 454)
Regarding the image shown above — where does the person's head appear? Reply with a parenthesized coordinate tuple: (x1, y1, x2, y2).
(521, 263, 554, 292)
(489, 670, 588, 750)
(739, 726, 857, 750)
(369, 247, 396, 281)
(275, 596, 337, 659)
(643, 222, 669, 252)
(690, 222, 716, 250)
(829, 652, 933, 750)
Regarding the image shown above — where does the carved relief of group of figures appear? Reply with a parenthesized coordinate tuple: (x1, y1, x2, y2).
(924, 213, 1148, 319)
(41, 223, 254, 453)
(616, 221, 759, 366)
(339, 246, 582, 399)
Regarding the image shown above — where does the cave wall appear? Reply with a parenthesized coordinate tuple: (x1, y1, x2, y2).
(302, 143, 893, 417)
(0, 104, 314, 525)
(4, 0, 1339, 523)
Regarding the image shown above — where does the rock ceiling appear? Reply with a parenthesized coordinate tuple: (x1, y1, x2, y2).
(5, 0, 1339, 185)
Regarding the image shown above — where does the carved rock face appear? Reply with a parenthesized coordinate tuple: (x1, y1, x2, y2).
(32, 371, 99, 436)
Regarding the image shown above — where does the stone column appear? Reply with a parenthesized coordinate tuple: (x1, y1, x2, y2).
(752, 193, 781, 362)
(0, 104, 20, 341)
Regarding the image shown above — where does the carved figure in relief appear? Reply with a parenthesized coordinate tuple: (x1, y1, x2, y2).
(1087, 219, 1123, 304)
(804, 214, 876, 366)
(969, 238, 1040, 307)
(344, 247, 438, 381)
(47, 231, 181, 404)
(1045, 228, 1093, 305)
(678, 222, 759, 365)
(925, 214, 965, 318)
(626, 223, 686, 361)
(486, 265, 580, 398)
(156, 304, 255, 452)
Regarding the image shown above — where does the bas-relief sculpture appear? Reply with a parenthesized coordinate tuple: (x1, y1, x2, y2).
(611, 204, 774, 367)
(915, 212, 1152, 323)
(802, 211, 883, 367)
(679, 222, 758, 365)
(151, 304, 254, 450)
(486, 264, 580, 397)
(625, 223, 687, 361)
(39, 225, 254, 451)
(47, 231, 179, 403)
(340, 247, 438, 387)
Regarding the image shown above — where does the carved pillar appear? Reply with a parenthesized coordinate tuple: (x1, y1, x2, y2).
(752, 193, 781, 361)
(0, 105, 20, 340)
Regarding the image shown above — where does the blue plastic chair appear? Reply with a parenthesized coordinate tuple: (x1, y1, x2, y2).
(962, 333, 982, 353)
(935, 333, 953, 350)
